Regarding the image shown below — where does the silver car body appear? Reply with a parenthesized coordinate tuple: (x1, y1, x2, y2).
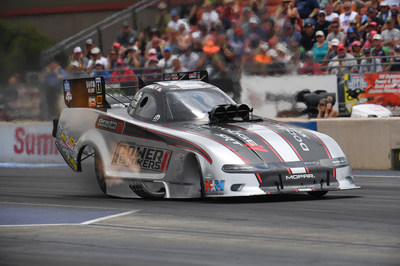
(54, 73, 359, 199)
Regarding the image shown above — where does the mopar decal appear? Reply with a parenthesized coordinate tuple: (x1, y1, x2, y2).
(96, 116, 124, 133)
(286, 174, 315, 180)
(112, 142, 171, 172)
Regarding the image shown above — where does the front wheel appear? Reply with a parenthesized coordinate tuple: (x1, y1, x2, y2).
(94, 150, 107, 195)
(307, 191, 328, 198)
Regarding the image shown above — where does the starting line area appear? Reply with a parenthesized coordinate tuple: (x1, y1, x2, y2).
(0, 203, 136, 226)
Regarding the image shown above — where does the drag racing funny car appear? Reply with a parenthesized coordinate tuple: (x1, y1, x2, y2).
(53, 71, 360, 199)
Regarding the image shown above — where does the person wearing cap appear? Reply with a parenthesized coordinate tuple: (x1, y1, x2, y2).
(315, 11, 331, 36)
(371, 33, 390, 62)
(328, 43, 358, 78)
(327, 20, 345, 43)
(167, 9, 190, 35)
(87, 47, 108, 71)
(115, 21, 138, 48)
(359, 47, 383, 73)
(300, 21, 317, 51)
(338, 1, 360, 33)
(201, 1, 219, 29)
(110, 59, 136, 83)
(313, 30, 329, 63)
(323, 39, 340, 64)
(381, 17, 400, 50)
(157, 46, 177, 72)
(287, 0, 320, 20)
(125, 45, 144, 68)
(386, 44, 400, 72)
(359, 6, 384, 33)
(84, 38, 95, 60)
(91, 60, 111, 81)
(377, 1, 392, 23)
(67, 46, 88, 71)
(344, 26, 360, 48)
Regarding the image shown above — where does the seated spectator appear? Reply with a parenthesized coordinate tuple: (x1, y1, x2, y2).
(350, 40, 363, 62)
(106, 49, 119, 71)
(157, 46, 177, 72)
(339, 1, 360, 33)
(327, 21, 345, 43)
(166, 58, 188, 73)
(377, 1, 392, 23)
(67, 61, 88, 79)
(300, 21, 317, 51)
(359, 7, 384, 33)
(124, 45, 144, 68)
(87, 47, 108, 71)
(344, 27, 360, 48)
(299, 51, 322, 75)
(323, 39, 340, 65)
(324, 3, 339, 22)
(91, 60, 111, 81)
(381, 17, 400, 51)
(317, 97, 338, 118)
(143, 56, 162, 82)
(359, 47, 383, 73)
(67, 46, 88, 71)
(328, 43, 358, 79)
(110, 59, 136, 83)
(178, 45, 200, 71)
(312, 30, 329, 63)
(361, 30, 377, 51)
(371, 34, 390, 62)
(315, 11, 331, 36)
(167, 9, 190, 34)
(287, 0, 320, 21)
(386, 44, 400, 71)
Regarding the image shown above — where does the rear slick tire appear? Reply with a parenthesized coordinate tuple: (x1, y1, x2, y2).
(94, 150, 107, 195)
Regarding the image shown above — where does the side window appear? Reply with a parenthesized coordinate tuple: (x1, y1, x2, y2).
(133, 93, 157, 121)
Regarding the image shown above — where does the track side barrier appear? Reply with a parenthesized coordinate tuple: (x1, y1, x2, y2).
(279, 117, 400, 170)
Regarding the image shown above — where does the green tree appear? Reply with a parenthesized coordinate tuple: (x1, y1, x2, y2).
(0, 20, 55, 84)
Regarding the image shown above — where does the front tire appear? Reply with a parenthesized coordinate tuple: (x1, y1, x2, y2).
(94, 150, 107, 195)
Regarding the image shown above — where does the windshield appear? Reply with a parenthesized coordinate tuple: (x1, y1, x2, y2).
(165, 88, 235, 121)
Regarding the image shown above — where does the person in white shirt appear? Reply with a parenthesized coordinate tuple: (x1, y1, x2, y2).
(324, 3, 339, 22)
(339, 1, 359, 32)
(167, 9, 190, 35)
(157, 46, 177, 72)
(381, 17, 400, 50)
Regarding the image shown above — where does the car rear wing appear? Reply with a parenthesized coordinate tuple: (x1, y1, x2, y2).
(62, 76, 106, 110)
(138, 70, 209, 89)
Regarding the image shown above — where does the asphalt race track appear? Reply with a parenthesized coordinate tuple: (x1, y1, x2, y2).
(1, 161, 399, 266)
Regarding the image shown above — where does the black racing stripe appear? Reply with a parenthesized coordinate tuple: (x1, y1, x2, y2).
(123, 122, 213, 164)
(262, 122, 331, 162)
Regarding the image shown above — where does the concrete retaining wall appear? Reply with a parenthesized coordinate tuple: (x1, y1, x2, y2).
(1, 118, 400, 170)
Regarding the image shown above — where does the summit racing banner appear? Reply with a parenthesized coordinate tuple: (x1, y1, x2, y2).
(344, 73, 400, 116)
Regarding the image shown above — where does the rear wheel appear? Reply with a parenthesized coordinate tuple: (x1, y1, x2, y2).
(94, 150, 107, 195)
(307, 191, 328, 198)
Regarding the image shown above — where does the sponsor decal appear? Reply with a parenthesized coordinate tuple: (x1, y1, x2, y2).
(63, 80, 71, 92)
(204, 179, 225, 195)
(275, 125, 310, 152)
(88, 87, 95, 94)
(95, 77, 102, 93)
(112, 142, 172, 172)
(213, 126, 267, 152)
(88, 97, 96, 107)
(65, 92, 72, 102)
(13, 127, 58, 156)
(96, 116, 124, 133)
(285, 173, 315, 180)
(96, 95, 103, 105)
(152, 114, 161, 122)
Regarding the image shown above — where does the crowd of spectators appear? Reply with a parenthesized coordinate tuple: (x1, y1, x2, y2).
(39, 0, 400, 107)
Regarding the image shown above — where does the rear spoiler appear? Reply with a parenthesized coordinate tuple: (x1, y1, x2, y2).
(138, 70, 209, 89)
(62, 76, 106, 110)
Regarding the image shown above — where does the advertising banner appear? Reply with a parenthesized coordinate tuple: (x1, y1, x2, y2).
(0, 123, 64, 164)
(344, 73, 400, 116)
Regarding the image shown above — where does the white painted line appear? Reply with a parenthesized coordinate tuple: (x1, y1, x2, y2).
(0, 201, 133, 211)
(81, 210, 138, 225)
